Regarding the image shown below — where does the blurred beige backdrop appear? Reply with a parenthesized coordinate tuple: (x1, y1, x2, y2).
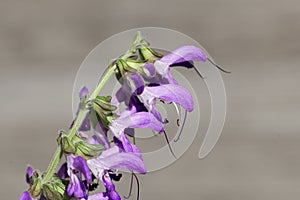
(1, 0, 300, 199)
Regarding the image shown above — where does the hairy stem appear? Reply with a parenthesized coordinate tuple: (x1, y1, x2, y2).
(42, 65, 116, 183)
(42, 146, 63, 183)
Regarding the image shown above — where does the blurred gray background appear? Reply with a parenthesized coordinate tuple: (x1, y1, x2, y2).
(1, 0, 299, 199)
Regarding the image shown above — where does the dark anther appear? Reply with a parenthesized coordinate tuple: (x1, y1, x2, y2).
(174, 110, 187, 142)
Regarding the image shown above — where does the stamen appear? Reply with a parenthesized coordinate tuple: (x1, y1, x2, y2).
(163, 131, 177, 159)
(133, 173, 140, 200)
(176, 119, 180, 126)
(124, 173, 134, 199)
(193, 66, 204, 79)
(133, 135, 136, 145)
(174, 110, 187, 142)
(173, 102, 181, 126)
(207, 57, 231, 73)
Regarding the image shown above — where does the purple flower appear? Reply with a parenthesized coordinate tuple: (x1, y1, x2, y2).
(88, 146, 146, 176)
(140, 84, 194, 113)
(66, 155, 92, 199)
(26, 165, 34, 184)
(160, 45, 207, 64)
(79, 86, 89, 99)
(113, 73, 145, 110)
(86, 193, 109, 200)
(20, 166, 40, 200)
(154, 45, 207, 84)
(110, 109, 164, 135)
(109, 108, 164, 152)
(20, 191, 34, 200)
(87, 146, 146, 200)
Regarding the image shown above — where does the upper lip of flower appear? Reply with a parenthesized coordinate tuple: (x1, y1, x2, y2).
(86, 146, 146, 200)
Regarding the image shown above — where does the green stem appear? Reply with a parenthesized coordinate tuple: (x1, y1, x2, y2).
(42, 146, 63, 183)
(42, 65, 116, 183)
(41, 41, 137, 183)
(88, 65, 116, 101)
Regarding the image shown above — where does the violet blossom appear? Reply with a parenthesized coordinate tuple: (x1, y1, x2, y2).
(19, 32, 217, 200)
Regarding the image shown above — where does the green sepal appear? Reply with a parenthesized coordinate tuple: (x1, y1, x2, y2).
(125, 59, 146, 70)
(96, 95, 112, 103)
(117, 58, 136, 73)
(130, 31, 142, 53)
(29, 177, 42, 198)
(75, 141, 105, 159)
(91, 96, 118, 128)
(138, 44, 163, 63)
(61, 136, 76, 154)
(42, 183, 64, 200)
(94, 96, 117, 112)
(51, 175, 69, 198)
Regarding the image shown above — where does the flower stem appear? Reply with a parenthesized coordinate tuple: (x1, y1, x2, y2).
(42, 65, 117, 183)
(88, 65, 117, 101)
(42, 146, 63, 183)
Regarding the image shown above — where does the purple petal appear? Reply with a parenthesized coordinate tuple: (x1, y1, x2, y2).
(69, 110, 91, 132)
(149, 100, 162, 122)
(101, 151, 146, 174)
(19, 191, 34, 200)
(57, 163, 68, 179)
(102, 174, 121, 200)
(160, 45, 207, 64)
(144, 62, 156, 77)
(128, 73, 144, 95)
(110, 111, 164, 135)
(67, 174, 86, 198)
(88, 146, 146, 175)
(141, 84, 194, 112)
(26, 165, 34, 184)
(114, 83, 130, 106)
(88, 193, 108, 200)
(79, 86, 89, 99)
(113, 73, 144, 107)
(119, 133, 142, 156)
(72, 156, 92, 184)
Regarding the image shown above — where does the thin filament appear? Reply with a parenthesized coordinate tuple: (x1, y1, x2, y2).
(207, 57, 231, 73)
(174, 109, 187, 142)
(163, 131, 177, 159)
(193, 66, 204, 78)
(124, 173, 134, 199)
(133, 173, 140, 200)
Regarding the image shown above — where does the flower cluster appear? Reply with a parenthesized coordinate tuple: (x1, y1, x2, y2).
(20, 32, 220, 200)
